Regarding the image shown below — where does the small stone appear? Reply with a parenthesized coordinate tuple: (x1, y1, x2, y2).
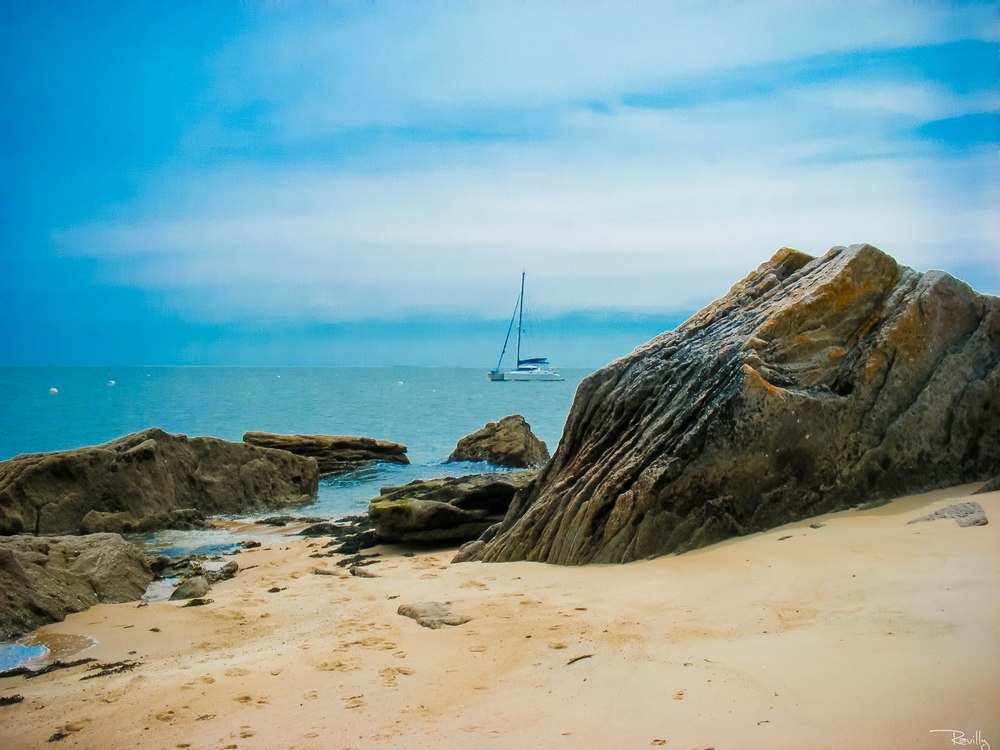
(170, 576, 211, 601)
(397, 602, 471, 629)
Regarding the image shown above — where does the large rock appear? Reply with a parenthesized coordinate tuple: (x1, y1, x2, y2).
(368, 470, 538, 543)
(0, 533, 153, 640)
(242, 432, 408, 475)
(447, 415, 550, 467)
(469, 245, 1000, 564)
(0, 428, 319, 536)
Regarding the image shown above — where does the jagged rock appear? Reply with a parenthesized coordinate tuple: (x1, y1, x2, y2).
(447, 415, 550, 468)
(470, 244, 1000, 564)
(0, 428, 319, 536)
(170, 575, 211, 600)
(242, 432, 408, 475)
(368, 471, 538, 543)
(0, 533, 153, 640)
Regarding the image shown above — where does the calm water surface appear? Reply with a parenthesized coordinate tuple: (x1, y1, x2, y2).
(0, 366, 592, 520)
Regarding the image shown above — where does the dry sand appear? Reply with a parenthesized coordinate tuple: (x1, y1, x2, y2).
(1, 484, 997, 750)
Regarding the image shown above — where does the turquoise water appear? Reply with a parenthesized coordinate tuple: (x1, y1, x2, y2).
(0, 366, 591, 520)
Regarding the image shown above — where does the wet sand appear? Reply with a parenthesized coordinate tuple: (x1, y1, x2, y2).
(1, 484, 997, 749)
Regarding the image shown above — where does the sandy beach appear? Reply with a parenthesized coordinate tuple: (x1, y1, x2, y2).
(1, 484, 997, 750)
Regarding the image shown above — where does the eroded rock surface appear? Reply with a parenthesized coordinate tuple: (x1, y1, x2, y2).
(0, 534, 153, 640)
(0, 428, 319, 536)
(447, 415, 550, 468)
(242, 432, 408, 475)
(469, 245, 1000, 564)
(368, 471, 537, 543)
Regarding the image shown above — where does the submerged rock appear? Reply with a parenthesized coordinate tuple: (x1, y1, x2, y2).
(242, 432, 408, 475)
(447, 415, 550, 468)
(368, 471, 538, 543)
(0, 534, 153, 640)
(0, 428, 319, 536)
(469, 245, 1000, 564)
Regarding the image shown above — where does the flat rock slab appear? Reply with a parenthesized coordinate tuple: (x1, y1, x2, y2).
(369, 471, 537, 544)
(397, 601, 471, 629)
(243, 432, 408, 475)
(908, 502, 989, 527)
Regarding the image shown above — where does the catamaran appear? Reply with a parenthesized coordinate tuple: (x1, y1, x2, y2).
(487, 272, 564, 382)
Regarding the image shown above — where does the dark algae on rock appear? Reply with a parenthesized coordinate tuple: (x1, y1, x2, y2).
(470, 245, 1000, 564)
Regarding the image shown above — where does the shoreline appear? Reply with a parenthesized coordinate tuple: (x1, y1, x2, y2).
(1, 483, 997, 749)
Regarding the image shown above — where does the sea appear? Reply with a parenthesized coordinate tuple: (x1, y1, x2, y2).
(0, 365, 592, 541)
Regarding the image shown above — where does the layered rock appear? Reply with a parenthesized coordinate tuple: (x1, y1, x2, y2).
(0, 534, 153, 640)
(447, 415, 550, 468)
(242, 432, 408, 475)
(469, 245, 1000, 565)
(0, 428, 319, 536)
(368, 470, 537, 543)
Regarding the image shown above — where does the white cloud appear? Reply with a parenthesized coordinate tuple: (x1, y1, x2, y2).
(57, 0, 1000, 325)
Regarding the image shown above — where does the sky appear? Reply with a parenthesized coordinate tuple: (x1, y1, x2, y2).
(1, 1, 997, 367)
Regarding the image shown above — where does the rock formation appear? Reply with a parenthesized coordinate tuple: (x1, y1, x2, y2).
(242, 432, 408, 475)
(0, 428, 319, 536)
(368, 470, 538, 543)
(447, 415, 550, 467)
(468, 245, 1000, 565)
(0, 533, 153, 640)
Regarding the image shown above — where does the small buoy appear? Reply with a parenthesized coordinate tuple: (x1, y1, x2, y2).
(107, 380, 116, 387)
(49, 387, 58, 395)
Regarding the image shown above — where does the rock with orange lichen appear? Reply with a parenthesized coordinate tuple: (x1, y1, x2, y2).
(468, 244, 1000, 565)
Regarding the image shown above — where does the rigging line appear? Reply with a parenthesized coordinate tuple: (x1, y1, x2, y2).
(494, 287, 521, 371)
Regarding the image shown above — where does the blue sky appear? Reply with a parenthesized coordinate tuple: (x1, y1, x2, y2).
(1, 1, 997, 366)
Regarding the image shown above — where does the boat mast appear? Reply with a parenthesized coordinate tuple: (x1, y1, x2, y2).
(516, 270, 525, 366)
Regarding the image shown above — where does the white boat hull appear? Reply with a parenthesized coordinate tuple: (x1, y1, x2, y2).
(487, 369, 564, 382)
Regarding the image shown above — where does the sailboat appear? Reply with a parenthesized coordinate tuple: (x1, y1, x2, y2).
(487, 272, 564, 382)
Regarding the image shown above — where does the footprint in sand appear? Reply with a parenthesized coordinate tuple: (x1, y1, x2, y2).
(419, 573, 438, 579)
(549, 643, 568, 650)
(303, 691, 319, 701)
(673, 690, 685, 700)
(343, 695, 366, 709)
(317, 659, 360, 672)
(225, 667, 250, 677)
(239, 726, 255, 738)
(379, 666, 416, 685)
(155, 710, 175, 722)
(460, 580, 489, 590)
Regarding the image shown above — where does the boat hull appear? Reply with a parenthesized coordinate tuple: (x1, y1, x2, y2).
(487, 370, 564, 382)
